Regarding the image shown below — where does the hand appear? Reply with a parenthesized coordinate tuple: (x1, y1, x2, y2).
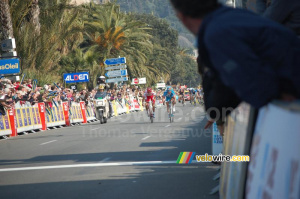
(204, 120, 214, 129)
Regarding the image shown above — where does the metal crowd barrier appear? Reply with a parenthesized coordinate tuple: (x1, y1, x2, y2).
(0, 97, 145, 138)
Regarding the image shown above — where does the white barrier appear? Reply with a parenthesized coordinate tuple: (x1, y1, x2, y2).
(246, 102, 300, 199)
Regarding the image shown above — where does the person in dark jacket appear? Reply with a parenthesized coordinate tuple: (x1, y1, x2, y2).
(256, 0, 300, 35)
(169, 0, 300, 110)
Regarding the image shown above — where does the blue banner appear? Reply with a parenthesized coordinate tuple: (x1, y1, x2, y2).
(0, 58, 21, 75)
(63, 72, 89, 84)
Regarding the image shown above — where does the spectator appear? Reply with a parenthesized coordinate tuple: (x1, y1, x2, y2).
(169, 0, 300, 110)
(256, 0, 300, 36)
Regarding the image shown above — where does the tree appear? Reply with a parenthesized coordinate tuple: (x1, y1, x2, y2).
(0, 0, 14, 40)
(82, 3, 153, 86)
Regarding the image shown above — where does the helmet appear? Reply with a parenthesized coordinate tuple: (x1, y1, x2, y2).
(167, 86, 172, 92)
(99, 76, 105, 79)
(147, 87, 152, 93)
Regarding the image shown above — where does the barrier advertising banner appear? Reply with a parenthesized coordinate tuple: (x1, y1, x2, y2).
(246, 103, 300, 199)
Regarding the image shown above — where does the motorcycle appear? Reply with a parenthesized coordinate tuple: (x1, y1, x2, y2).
(94, 97, 110, 124)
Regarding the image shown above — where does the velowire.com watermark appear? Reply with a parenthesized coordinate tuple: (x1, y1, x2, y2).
(177, 152, 250, 164)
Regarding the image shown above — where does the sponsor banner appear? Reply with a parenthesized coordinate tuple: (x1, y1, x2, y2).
(63, 72, 89, 84)
(0, 58, 21, 75)
(246, 103, 300, 199)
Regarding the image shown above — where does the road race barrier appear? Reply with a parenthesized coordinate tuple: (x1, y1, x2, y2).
(69, 102, 84, 124)
(246, 102, 300, 199)
(85, 103, 96, 122)
(0, 97, 144, 139)
(45, 104, 66, 128)
(15, 105, 42, 133)
(0, 109, 13, 137)
(212, 122, 223, 155)
(219, 103, 256, 199)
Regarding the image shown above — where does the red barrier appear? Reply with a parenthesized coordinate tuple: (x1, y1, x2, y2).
(80, 102, 87, 124)
(8, 107, 17, 137)
(62, 102, 70, 126)
(38, 103, 47, 131)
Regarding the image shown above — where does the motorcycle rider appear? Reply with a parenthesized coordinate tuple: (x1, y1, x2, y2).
(94, 85, 107, 99)
(96, 76, 112, 117)
(97, 76, 110, 90)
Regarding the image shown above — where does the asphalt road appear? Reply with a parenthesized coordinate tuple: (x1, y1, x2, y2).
(0, 103, 220, 199)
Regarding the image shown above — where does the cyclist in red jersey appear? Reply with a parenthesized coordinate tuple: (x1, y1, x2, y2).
(143, 87, 156, 118)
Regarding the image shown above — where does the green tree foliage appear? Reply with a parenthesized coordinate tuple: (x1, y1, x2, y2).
(127, 13, 201, 87)
(2, 1, 200, 88)
(116, 0, 195, 46)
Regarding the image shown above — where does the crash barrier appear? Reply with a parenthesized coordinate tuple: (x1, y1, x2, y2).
(246, 102, 300, 199)
(219, 101, 300, 199)
(219, 102, 255, 199)
(112, 97, 143, 116)
(0, 97, 145, 138)
(212, 122, 223, 155)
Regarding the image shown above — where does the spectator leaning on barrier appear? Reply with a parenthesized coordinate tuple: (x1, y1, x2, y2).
(256, 0, 300, 36)
(169, 0, 300, 114)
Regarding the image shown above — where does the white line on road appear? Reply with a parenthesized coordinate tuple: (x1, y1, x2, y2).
(142, 136, 151, 140)
(165, 125, 171, 128)
(178, 117, 182, 120)
(40, 140, 57, 145)
(0, 161, 177, 172)
(100, 158, 111, 162)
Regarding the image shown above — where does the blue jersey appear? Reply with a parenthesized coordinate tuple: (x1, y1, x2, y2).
(163, 90, 175, 100)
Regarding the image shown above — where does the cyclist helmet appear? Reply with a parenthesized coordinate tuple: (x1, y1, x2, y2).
(147, 87, 152, 93)
(100, 76, 105, 79)
(167, 86, 172, 92)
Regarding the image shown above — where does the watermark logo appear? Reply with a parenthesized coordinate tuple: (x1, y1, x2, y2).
(177, 152, 196, 164)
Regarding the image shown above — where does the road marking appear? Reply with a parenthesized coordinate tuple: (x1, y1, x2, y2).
(40, 140, 57, 145)
(165, 125, 171, 128)
(142, 136, 151, 140)
(178, 117, 182, 120)
(0, 161, 177, 172)
(100, 158, 111, 162)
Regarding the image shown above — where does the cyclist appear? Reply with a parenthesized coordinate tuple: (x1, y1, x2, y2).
(163, 86, 176, 117)
(179, 88, 185, 105)
(144, 87, 156, 118)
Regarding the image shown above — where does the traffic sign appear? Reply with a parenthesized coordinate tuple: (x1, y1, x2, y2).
(106, 77, 128, 83)
(131, 77, 146, 85)
(105, 65, 127, 70)
(1, 38, 16, 51)
(105, 69, 127, 78)
(104, 57, 126, 65)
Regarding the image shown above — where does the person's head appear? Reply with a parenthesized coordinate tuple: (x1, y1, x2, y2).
(166, 86, 173, 93)
(147, 87, 152, 93)
(98, 85, 105, 92)
(169, 0, 219, 35)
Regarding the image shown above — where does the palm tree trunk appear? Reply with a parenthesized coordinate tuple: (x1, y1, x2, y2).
(30, 0, 41, 36)
(0, 0, 14, 39)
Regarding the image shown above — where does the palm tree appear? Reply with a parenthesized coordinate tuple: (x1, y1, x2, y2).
(82, 3, 153, 85)
(0, 0, 14, 40)
(30, 0, 41, 36)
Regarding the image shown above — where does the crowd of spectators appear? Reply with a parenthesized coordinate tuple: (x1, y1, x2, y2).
(0, 77, 162, 116)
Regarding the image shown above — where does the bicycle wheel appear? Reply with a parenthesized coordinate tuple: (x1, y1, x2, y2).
(169, 104, 172, 123)
(149, 102, 153, 123)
